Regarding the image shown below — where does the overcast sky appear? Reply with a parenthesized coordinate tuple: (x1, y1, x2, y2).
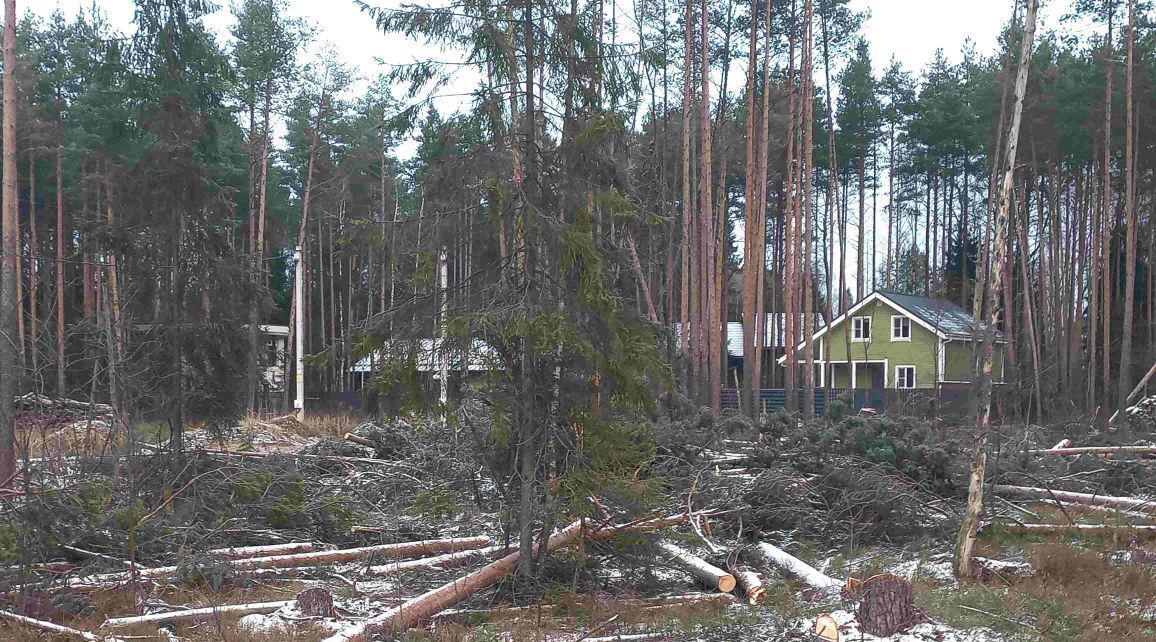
(31, 1, 1086, 84)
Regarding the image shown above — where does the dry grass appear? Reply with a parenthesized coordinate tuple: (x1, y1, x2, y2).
(240, 413, 360, 440)
(0, 580, 315, 642)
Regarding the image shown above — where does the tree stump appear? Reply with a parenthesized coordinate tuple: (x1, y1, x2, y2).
(854, 574, 925, 637)
(296, 587, 334, 618)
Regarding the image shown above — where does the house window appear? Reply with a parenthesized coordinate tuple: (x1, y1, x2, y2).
(891, 316, 911, 341)
(852, 316, 872, 342)
(896, 366, 916, 389)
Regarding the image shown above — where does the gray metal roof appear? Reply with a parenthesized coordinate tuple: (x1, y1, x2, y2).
(876, 291, 1001, 338)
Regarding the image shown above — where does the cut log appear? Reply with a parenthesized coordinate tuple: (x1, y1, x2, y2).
(756, 542, 841, 590)
(64, 537, 492, 591)
(1050, 439, 1072, 450)
(101, 601, 292, 628)
(343, 433, 374, 447)
(994, 484, 1156, 512)
(361, 545, 507, 575)
(322, 512, 702, 642)
(0, 609, 123, 641)
(1028, 446, 1156, 456)
(208, 542, 314, 560)
(730, 567, 766, 604)
(657, 542, 735, 592)
(997, 523, 1156, 536)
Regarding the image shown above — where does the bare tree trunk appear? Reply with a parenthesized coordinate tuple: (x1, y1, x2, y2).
(0, 0, 16, 486)
(1101, 1, 1115, 415)
(1118, 0, 1137, 418)
(783, 5, 798, 412)
(56, 136, 65, 395)
(954, 0, 1037, 579)
(28, 151, 38, 378)
(681, 0, 693, 364)
(802, 0, 816, 419)
(699, 0, 717, 409)
(742, 0, 759, 416)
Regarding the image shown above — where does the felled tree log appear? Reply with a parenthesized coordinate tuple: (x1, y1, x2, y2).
(361, 545, 507, 575)
(656, 542, 735, 593)
(998, 523, 1156, 535)
(994, 484, 1156, 512)
(756, 542, 841, 590)
(730, 567, 766, 604)
(209, 542, 314, 560)
(296, 587, 334, 617)
(101, 601, 293, 628)
(0, 608, 124, 641)
(1027, 446, 1156, 456)
(322, 512, 700, 642)
(343, 433, 374, 447)
(65, 537, 493, 590)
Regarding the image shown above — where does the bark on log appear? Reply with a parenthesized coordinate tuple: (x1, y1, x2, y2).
(657, 542, 735, 592)
(997, 523, 1156, 535)
(361, 545, 507, 575)
(854, 574, 926, 637)
(322, 513, 700, 642)
(0, 609, 124, 641)
(730, 567, 765, 604)
(343, 433, 374, 447)
(296, 587, 334, 617)
(994, 484, 1156, 512)
(209, 542, 314, 560)
(101, 601, 292, 628)
(64, 537, 492, 590)
(756, 542, 841, 590)
(1028, 446, 1156, 456)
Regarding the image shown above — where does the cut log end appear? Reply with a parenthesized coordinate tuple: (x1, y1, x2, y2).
(716, 574, 737, 593)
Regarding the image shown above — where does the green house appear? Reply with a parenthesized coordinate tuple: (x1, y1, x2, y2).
(777, 291, 1005, 391)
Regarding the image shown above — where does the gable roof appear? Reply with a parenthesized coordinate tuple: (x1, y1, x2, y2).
(875, 291, 1001, 339)
(777, 290, 1003, 364)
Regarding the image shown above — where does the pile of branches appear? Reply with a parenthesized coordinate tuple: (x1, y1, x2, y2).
(743, 458, 957, 546)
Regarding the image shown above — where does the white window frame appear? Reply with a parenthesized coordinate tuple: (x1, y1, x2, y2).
(852, 316, 872, 343)
(896, 365, 916, 389)
(891, 315, 911, 342)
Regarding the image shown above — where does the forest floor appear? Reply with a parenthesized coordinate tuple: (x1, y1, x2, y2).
(1, 393, 1156, 641)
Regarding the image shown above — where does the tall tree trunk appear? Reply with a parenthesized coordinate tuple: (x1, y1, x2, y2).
(802, 0, 815, 419)
(1101, 1, 1115, 415)
(55, 135, 65, 395)
(699, 0, 717, 409)
(28, 150, 38, 378)
(0, 0, 16, 486)
(783, 3, 798, 412)
(681, 0, 693, 364)
(1118, 0, 1137, 417)
(742, 1, 759, 416)
(955, 0, 1037, 578)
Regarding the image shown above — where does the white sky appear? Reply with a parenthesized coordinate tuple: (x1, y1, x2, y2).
(28, 0, 1101, 298)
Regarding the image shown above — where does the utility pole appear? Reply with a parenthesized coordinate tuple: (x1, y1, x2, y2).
(294, 245, 305, 421)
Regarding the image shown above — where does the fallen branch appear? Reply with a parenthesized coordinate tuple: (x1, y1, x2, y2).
(656, 542, 735, 593)
(0, 609, 123, 641)
(201, 449, 401, 467)
(322, 512, 701, 641)
(993, 484, 1156, 512)
(1027, 446, 1156, 456)
(756, 542, 842, 591)
(101, 601, 293, 628)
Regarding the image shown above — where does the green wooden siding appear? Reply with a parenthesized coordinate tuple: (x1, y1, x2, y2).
(819, 298, 938, 388)
(944, 340, 1005, 382)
